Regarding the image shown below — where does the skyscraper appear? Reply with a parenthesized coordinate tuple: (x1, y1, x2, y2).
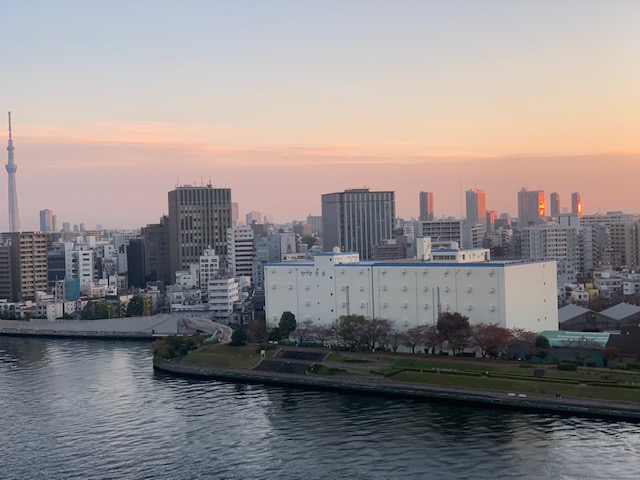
(5, 112, 20, 232)
(571, 192, 583, 216)
(246, 211, 262, 225)
(141, 216, 170, 285)
(465, 188, 486, 228)
(419, 191, 434, 221)
(322, 188, 395, 260)
(550, 192, 560, 217)
(517, 188, 545, 226)
(167, 185, 232, 281)
(39, 209, 54, 232)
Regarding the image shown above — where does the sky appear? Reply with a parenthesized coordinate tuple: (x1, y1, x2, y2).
(1, 1, 639, 230)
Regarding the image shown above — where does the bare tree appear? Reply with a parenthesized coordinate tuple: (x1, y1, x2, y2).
(311, 324, 335, 346)
(364, 318, 392, 350)
(560, 337, 602, 366)
(387, 328, 404, 352)
(292, 319, 314, 344)
(403, 325, 424, 354)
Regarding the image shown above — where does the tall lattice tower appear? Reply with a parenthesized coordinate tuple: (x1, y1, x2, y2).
(6, 112, 20, 232)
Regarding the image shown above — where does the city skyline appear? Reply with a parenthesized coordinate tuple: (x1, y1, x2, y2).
(2, 1, 639, 230)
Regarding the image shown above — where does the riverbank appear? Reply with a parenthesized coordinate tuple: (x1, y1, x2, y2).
(0, 315, 179, 340)
(153, 347, 640, 422)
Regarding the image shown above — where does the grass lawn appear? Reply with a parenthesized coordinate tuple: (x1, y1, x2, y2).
(391, 358, 640, 383)
(392, 371, 640, 404)
(181, 343, 276, 368)
(326, 352, 369, 363)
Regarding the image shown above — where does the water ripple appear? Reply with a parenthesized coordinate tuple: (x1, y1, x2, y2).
(1, 337, 640, 479)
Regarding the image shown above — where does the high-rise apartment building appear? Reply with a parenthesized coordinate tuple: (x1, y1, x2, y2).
(550, 192, 560, 217)
(167, 185, 232, 282)
(227, 225, 255, 279)
(1, 232, 48, 302)
(520, 223, 579, 271)
(465, 188, 486, 229)
(517, 188, 545, 226)
(39, 209, 54, 232)
(571, 192, 583, 216)
(419, 191, 434, 222)
(322, 188, 395, 260)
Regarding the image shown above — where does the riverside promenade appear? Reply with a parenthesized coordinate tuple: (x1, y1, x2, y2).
(0, 314, 181, 339)
(154, 347, 640, 423)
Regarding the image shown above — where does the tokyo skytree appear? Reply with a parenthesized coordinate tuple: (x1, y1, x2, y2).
(6, 112, 20, 232)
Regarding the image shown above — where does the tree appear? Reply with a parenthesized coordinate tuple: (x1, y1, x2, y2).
(278, 311, 297, 340)
(246, 319, 267, 343)
(560, 337, 602, 366)
(81, 301, 116, 320)
(336, 315, 368, 349)
(363, 318, 392, 350)
(602, 346, 620, 371)
(437, 312, 471, 355)
(230, 328, 248, 346)
(402, 325, 424, 354)
(387, 328, 404, 352)
(506, 328, 538, 360)
(470, 324, 512, 358)
(292, 319, 314, 344)
(535, 335, 551, 354)
(422, 325, 443, 355)
(310, 324, 335, 346)
(126, 296, 144, 317)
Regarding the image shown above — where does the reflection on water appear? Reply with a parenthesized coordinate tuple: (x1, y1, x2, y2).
(1, 337, 639, 479)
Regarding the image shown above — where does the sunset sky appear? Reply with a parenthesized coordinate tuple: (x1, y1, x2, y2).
(1, 1, 639, 230)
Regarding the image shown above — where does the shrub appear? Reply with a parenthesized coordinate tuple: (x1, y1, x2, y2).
(557, 363, 578, 371)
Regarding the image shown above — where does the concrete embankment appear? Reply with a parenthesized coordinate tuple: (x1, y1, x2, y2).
(0, 315, 180, 340)
(153, 359, 640, 423)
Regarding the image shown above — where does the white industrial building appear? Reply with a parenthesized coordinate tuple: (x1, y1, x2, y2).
(265, 243, 558, 332)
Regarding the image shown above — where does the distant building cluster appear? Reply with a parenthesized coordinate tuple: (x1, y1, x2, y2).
(2, 112, 640, 335)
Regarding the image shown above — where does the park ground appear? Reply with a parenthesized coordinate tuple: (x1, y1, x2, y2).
(178, 343, 640, 405)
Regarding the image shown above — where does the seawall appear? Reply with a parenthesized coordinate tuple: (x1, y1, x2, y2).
(153, 359, 640, 423)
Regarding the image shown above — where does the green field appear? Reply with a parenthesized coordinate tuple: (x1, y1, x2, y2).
(180, 343, 275, 368)
(392, 370, 640, 404)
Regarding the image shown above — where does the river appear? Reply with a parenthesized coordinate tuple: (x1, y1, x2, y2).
(0, 337, 639, 479)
